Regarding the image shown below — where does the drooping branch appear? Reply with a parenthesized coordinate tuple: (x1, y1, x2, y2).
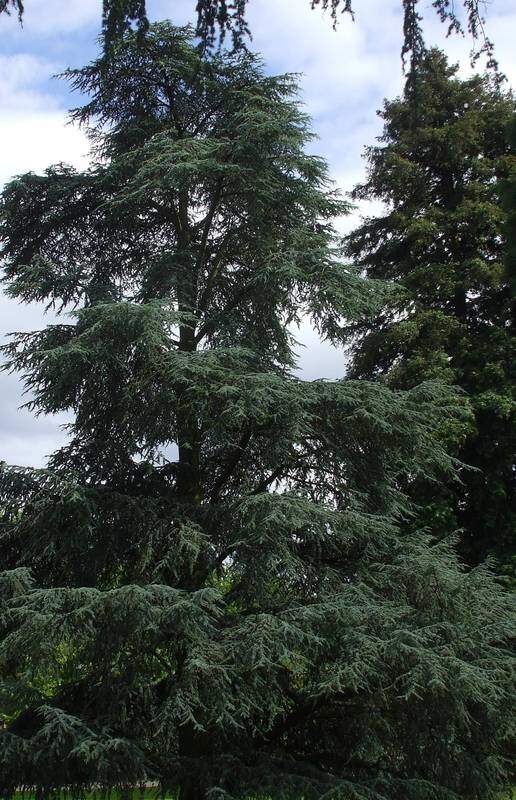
(1, 0, 497, 70)
(194, 0, 496, 70)
(0, 0, 23, 20)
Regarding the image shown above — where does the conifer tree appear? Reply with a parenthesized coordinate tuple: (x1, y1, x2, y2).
(345, 50, 516, 574)
(0, 26, 514, 799)
(504, 114, 516, 317)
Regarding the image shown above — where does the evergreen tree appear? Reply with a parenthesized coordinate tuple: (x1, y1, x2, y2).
(0, 26, 514, 799)
(345, 50, 516, 573)
(503, 114, 516, 316)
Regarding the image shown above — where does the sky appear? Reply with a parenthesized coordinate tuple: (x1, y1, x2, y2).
(1, 0, 516, 468)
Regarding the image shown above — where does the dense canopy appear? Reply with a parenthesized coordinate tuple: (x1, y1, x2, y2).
(345, 50, 516, 575)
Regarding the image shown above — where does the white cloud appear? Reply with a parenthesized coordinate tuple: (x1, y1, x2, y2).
(0, 49, 88, 466)
(0, 50, 90, 184)
(0, 53, 61, 110)
(0, 295, 72, 467)
(0, 111, 89, 187)
(0, 0, 101, 36)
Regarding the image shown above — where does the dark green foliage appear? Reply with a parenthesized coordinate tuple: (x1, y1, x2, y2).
(0, 25, 514, 799)
(501, 115, 516, 586)
(346, 49, 516, 576)
(102, 0, 149, 45)
(0, 0, 497, 69)
(503, 114, 516, 303)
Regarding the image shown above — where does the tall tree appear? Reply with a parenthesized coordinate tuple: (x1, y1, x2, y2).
(503, 113, 516, 320)
(0, 0, 497, 70)
(0, 26, 514, 799)
(345, 49, 516, 575)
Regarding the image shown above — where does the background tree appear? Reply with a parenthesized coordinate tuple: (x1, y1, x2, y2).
(0, 0, 497, 70)
(345, 49, 516, 576)
(0, 25, 514, 799)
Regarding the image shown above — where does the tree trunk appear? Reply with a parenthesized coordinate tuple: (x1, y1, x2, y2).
(178, 721, 210, 800)
(175, 208, 202, 505)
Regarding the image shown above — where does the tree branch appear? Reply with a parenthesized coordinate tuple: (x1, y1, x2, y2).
(197, 228, 234, 312)
(210, 429, 253, 503)
(195, 183, 223, 276)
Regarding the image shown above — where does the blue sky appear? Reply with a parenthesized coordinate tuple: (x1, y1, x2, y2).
(1, 0, 516, 467)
